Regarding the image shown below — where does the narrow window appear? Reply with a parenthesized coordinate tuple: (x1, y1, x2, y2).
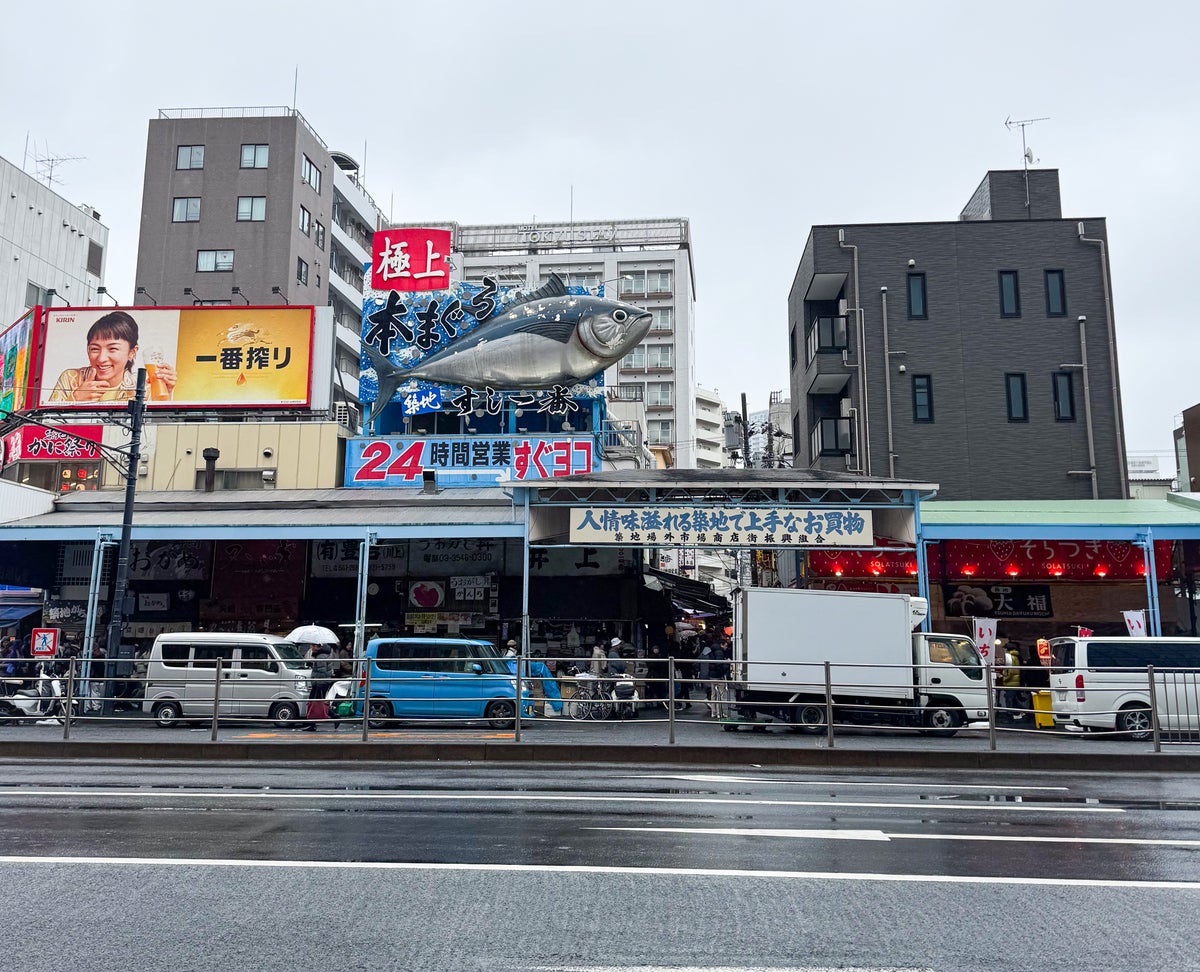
(298, 206, 311, 236)
(1053, 371, 1075, 421)
(789, 326, 797, 369)
(314, 221, 326, 250)
(906, 273, 927, 319)
(1005, 373, 1028, 422)
(296, 257, 309, 285)
(912, 374, 934, 422)
(999, 270, 1021, 317)
(1045, 269, 1066, 317)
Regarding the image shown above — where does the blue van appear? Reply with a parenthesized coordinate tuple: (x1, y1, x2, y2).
(360, 637, 533, 727)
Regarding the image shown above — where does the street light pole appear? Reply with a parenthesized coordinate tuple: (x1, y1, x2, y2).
(101, 368, 146, 716)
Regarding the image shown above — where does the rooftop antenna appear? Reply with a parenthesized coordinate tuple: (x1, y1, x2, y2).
(1004, 115, 1049, 217)
(33, 142, 85, 188)
(292, 65, 299, 110)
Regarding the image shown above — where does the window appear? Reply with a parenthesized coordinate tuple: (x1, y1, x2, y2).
(912, 374, 934, 422)
(789, 326, 797, 369)
(647, 344, 673, 369)
(314, 221, 326, 250)
(906, 273, 927, 319)
(999, 270, 1021, 317)
(619, 270, 646, 297)
(301, 154, 321, 192)
(296, 257, 309, 285)
(1005, 373, 1028, 422)
(240, 144, 269, 169)
(192, 469, 267, 490)
(236, 196, 266, 221)
(812, 417, 853, 456)
(1045, 269, 1066, 317)
(647, 269, 673, 293)
(298, 206, 311, 236)
(620, 345, 646, 369)
(191, 644, 236, 668)
(160, 643, 189, 667)
(86, 241, 103, 277)
(238, 645, 277, 673)
(646, 382, 673, 406)
(650, 307, 673, 333)
(176, 145, 204, 169)
(807, 316, 849, 361)
(171, 198, 200, 222)
(196, 249, 234, 272)
(648, 419, 674, 445)
(25, 280, 49, 308)
(1053, 371, 1075, 421)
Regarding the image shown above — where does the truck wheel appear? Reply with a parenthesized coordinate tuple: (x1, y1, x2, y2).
(791, 702, 827, 735)
(1116, 704, 1152, 741)
(920, 705, 963, 737)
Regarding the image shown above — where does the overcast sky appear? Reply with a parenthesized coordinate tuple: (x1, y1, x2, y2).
(3, 0, 1195, 468)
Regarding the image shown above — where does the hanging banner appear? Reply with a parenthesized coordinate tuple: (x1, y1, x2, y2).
(569, 506, 873, 548)
(973, 618, 998, 665)
(1122, 610, 1147, 637)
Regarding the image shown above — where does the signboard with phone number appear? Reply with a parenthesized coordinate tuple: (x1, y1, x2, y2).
(344, 435, 593, 488)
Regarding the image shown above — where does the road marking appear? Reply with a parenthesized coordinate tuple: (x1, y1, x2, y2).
(230, 731, 516, 740)
(530, 966, 933, 972)
(635, 773, 1069, 792)
(0, 855, 1195, 889)
(0, 789, 1123, 814)
(590, 826, 1200, 848)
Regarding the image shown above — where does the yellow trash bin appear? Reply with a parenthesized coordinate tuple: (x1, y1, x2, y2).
(1032, 690, 1053, 729)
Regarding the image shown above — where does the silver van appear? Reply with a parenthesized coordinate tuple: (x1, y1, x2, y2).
(1049, 636, 1200, 739)
(142, 632, 312, 728)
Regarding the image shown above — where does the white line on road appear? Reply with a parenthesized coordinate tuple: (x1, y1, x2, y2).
(0, 854, 1196, 889)
(633, 774, 1069, 792)
(530, 967, 933, 972)
(589, 826, 1200, 848)
(0, 788, 1123, 813)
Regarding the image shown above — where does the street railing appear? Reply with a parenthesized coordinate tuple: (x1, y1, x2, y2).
(4, 656, 1200, 752)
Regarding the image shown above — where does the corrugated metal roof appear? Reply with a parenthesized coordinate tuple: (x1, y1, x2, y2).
(520, 468, 937, 491)
(922, 495, 1200, 527)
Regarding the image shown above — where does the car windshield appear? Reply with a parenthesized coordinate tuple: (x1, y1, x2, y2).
(273, 642, 309, 670)
(928, 637, 983, 680)
(1049, 639, 1075, 675)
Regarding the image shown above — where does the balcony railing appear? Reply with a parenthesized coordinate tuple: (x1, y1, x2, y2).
(806, 316, 849, 363)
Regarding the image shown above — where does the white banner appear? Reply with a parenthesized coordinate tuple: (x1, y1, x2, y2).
(570, 506, 873, 548)
(1122, 610, 1148, 637)
(973, 618, 998, 665)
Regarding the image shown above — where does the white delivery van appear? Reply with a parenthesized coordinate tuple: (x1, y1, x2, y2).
(142, 632, 312, 728)
(1049, 636, 1200, 739)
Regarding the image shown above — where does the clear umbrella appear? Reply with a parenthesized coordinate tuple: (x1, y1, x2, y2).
(284, 624, 341, 646)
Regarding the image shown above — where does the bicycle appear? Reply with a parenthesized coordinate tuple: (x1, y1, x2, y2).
(568, 674, 612, 721)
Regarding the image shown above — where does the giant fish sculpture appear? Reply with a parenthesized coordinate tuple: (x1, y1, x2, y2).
(364, 273, 652, 423)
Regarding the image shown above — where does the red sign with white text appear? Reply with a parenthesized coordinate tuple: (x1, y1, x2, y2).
(372, 228, 452, 293)
(2, 424, 102, 467)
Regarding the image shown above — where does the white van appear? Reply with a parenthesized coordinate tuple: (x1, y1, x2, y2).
(142, 632, 312, 728)
(1049, 636, 1200, 739)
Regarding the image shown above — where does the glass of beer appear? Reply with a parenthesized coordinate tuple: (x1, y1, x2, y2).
(144, 349, 169, 401)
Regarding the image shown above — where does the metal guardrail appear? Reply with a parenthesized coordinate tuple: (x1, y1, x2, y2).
(4, 657, 1200, 752)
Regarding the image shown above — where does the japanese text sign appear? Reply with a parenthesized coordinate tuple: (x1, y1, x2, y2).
(569, 506, 874, 548)
(3, 425, 102, 467)
(345, 436, 594, 488)
(36, 306, 313, 409)
(372, 228, 452, 293)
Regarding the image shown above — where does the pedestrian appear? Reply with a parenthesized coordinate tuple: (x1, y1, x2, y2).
(505, 639, 562, 717)
(297, 644, 334, 731)
(999, 645, 1022, 722)
(589, 640, 608, 676)
(643, 643, 667, 706)
(606, 638, 627, 675)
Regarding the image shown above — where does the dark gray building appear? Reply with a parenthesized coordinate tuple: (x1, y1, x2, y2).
(788, 169, 1128, 500)
(133, 107, 382, 422)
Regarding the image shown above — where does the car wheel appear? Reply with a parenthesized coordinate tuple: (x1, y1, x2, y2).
(153, 700, 182, 728)
(367, 698, 392, 729)
(1117, 704, 1153, 741)
(485, 699, 516, 729)
(920, 705, 964, 737)
(271, 701, 300, 728)
(791, 702, 827, 735)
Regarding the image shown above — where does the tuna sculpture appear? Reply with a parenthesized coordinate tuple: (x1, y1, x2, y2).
(363, 273, 652, 424)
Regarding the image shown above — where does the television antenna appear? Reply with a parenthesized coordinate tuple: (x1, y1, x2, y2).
(33, 142, 85, 189)
(1004, 116, 1048, 215)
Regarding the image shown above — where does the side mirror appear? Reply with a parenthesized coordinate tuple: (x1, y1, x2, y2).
(469, 663, 483, 675)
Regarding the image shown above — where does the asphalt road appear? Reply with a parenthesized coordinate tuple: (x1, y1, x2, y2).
(2, 760, 1199, 971)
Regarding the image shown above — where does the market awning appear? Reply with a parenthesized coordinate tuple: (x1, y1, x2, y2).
(643, 567, 729, 614)
(0, 605, 40, 625)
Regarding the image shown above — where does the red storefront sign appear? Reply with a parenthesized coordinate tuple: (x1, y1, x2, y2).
(371, 228, 452, 293)
(808, 538, 1174, 582)
(2, 425, 102, 467)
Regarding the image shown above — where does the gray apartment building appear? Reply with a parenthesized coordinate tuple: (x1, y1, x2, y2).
(788, 169, 1127, 500)
(133, 107, 383, 424)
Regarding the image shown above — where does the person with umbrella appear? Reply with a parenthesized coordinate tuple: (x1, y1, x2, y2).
(285, 626, 340, 731)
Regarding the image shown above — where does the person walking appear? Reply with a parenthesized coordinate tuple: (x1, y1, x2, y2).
(505, 640, 562, 717)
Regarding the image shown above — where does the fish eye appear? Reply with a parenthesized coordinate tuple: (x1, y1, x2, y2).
(612, 309, 628, 323)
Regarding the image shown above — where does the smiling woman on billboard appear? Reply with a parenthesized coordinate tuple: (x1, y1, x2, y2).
(46, 311, 176, 403)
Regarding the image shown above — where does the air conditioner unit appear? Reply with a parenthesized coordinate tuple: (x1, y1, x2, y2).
(334, 402, 354, 428)
(837, 298, 848, 317)
(839, 398, 852, 418)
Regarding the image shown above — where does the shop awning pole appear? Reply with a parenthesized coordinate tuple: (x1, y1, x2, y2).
(353, 531, 376, 658)
(516, 489, 531, 743)
(81, 531, 113, 700)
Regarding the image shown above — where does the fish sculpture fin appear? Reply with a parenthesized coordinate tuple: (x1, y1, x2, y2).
(362, 342, 406, 427)
(508, 272, 567, 307)
(512, 319, 577, 344)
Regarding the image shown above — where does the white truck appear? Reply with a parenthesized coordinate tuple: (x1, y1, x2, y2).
(729, 587, 988, 736)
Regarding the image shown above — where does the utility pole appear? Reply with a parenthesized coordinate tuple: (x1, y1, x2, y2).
(101, 369, 147, 717)
(740, 392, 759, 587)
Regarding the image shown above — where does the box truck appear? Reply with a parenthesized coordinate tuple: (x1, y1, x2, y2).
(729, 588, 988, 736)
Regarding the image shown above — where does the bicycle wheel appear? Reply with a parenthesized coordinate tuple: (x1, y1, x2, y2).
(588, 695, 613, 721)
(569, 687, 592, 721)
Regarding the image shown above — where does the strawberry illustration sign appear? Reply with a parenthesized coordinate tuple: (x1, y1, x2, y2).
(372, 228, 451, 293)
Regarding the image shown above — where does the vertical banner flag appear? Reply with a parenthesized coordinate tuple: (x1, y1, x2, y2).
(1077, 626, 1094, 638)
(1122, 610, 1147, 637)
(973, 618, 998, 664)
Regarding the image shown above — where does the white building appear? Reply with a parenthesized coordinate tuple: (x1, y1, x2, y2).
(0, 154, 109, 326)
(397, 218, 699, 467)
(695, 385, 726, 469)
(748, 390, 792, 467)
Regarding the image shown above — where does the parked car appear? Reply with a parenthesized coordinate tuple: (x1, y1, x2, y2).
(360, 637, 533, 728)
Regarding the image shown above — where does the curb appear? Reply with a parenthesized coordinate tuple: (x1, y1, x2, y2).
(3, 740, 1200, 772)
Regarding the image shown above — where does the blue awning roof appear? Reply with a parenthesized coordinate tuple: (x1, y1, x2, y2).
(0, 605, 40, 625)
